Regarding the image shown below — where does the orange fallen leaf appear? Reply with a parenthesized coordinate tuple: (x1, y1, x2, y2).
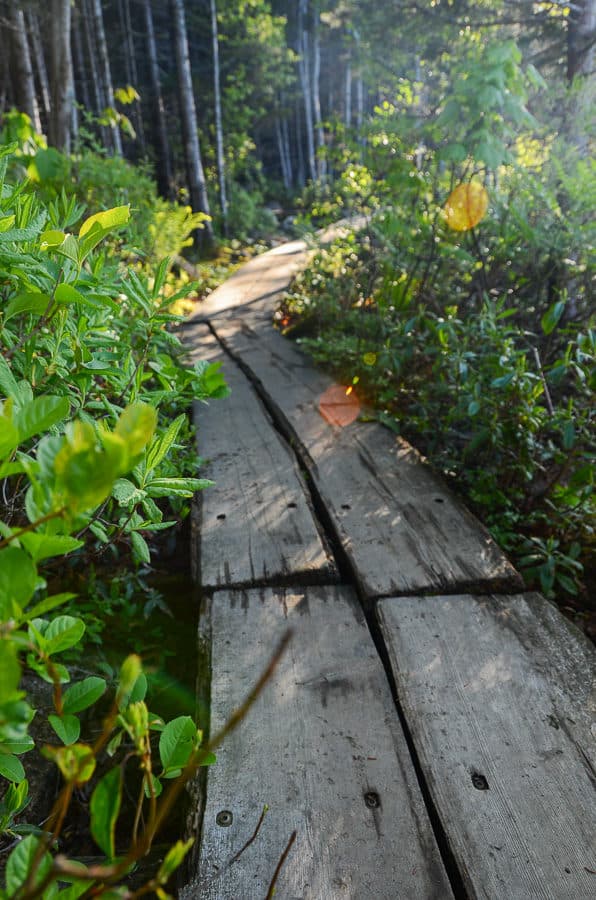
(319, 384, 361, 427)
(444, 182, 489, 231)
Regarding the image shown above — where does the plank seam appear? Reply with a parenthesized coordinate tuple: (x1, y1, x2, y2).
(204, 317, 471, 900)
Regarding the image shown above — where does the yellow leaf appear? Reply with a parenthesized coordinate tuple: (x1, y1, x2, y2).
(444, 182, 489, 231)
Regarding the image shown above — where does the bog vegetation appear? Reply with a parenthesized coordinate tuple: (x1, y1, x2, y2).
(0, 0, 594, 896)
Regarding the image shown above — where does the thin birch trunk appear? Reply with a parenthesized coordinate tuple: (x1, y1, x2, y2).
(91, 0, 122, 154)
(143, 0, 174, 198)
(275, 116, 291, 189)
(312, 6, 326, 180)
(26, 11, 51, 129)
(210, 0, 228, 234)
(171, 0, 214, 244)
(295, 100, 306, 188)
(298, 0, 316, 182)
(282, 115, 293, 187)
(118, 0, 145, 149)
(82, 0, 104, 114)
(49, 0, 74, 151)
(10, 8, 42, 132)
(345, 61, 352, 127)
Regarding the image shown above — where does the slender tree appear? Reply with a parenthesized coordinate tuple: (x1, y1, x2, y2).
(48, 0, 74, 151)
(91, 0, 123, 154)
(26, 10, 51, 130)
(171, 0, 214, 243)
(210, 0, 228, 233)
(9, 7, 42, 132)
(143, 0, 174, 198)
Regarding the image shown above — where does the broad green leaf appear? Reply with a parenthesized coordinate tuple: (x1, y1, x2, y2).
(1, 735, 34, 755)
(90, 767, 122, 858)
(112, 478, 144, 506)
(143, 772, 163, 799)
(42, 743, 95, 784)
(5, 835, 52, 895)
(491, 372, 515, 389)
(4, 292, 52, 322)
(55, 233, 80, 266)
(0, 355, 19, 399)
(562, 422, 575, 450)
(541, 300, 565, 336)
(48, 714, 80, 746)
(23, 593, 76, 622)
(159, 716, 198, 776)
(157, 839, 194, 884)
(14, 395, 70, 443)
(40, 229, 67, 250)
(55, 283, 89, 306)
(130, 530, 150, 564)
(0, 547, 37, 619)
(0, 641, 21, 704)
(62, 677, 107, 715)
(79, 206, 130, 239)
(44, 615, 85, 655)
(20, 533, 83, 563)
(115, 403, 157, 457)
(0, 753, 25, 783)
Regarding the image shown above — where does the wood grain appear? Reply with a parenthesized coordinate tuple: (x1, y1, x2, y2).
(211, 305, 522, 597)
(183, 585, 453, 900)
(377, 592, 596, 900)
(187, 324, 335, 589)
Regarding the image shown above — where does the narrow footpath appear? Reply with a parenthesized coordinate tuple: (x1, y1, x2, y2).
(180, 234, 596, 900)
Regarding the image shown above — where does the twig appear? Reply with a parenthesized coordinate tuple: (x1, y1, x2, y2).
(230, 805, 269, 865)
(532, 347, 555, 417)
(265, 830, 297, 900)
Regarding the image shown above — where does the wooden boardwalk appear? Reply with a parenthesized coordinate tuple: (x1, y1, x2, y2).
(182, 238, 596, 899)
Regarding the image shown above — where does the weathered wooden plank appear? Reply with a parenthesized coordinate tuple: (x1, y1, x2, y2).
(188, 324, 335, 589)
(211, 305, 522, 597)
(377, 593, 596, 900)
(183, 586, 453, 900)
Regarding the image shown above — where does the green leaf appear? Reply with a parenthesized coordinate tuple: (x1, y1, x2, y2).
(147, 477, 213, 498)
(20, 533, 83, 563)
(5, 836, 52, 895)
(4, 292, 52, 322)
(562, 422, 575, 450)
(467, 400, 481, 416)
(491, 372, 515, 389)
(541, 300, 565, 336)
(157, 839, 194, 884)
(112, 478, 144, 506)
(48, 714, 81, 746)
(146, 414, 186, 472)
(14, 394, 70, 443)
(0, 547, 37, 620)
(40, 229, 67, 250)
(55, 233, 81, 266)
(117, 655, 142, 710)
(90, 767, 122, 858)
(130, 531, 150, 564)
(0, 641, 21, 704)
(1, 735, 34, 755)
(159, 716, 198, 776)
(0, 753, 26, 783)
(115, 403, 157, 458)
(79, 206, 131, 239)
(62, 677, 107, 715)
(0, 354, 19, 399)
(23, 593, 76, 622)
(44, 615, 86, 655)
(55, 284, 90, 306)
(42, 743, 95, 783)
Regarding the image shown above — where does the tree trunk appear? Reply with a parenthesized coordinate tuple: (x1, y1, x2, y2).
(298, 0, 316, 182)
(282, 115, 293, 187)
(295, 100, 306, 188)
(26, 11, 51, 131)
(48, 0, 74, 151)
(82, 0, 105, 115)
(171, 0, 214, 244)
(143, 0, 174, 198)
(210, 0, 228, 234)
(72, 12, 91, 114)
(10, 8, 42, 132)
(275, 116, 291, 190)
(118, 0, 145, 150)
(345, 60, 352, 127)
(567, 0, 596, 81)
(312, 5, 326, 180)
(91, 0, 122, 154)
